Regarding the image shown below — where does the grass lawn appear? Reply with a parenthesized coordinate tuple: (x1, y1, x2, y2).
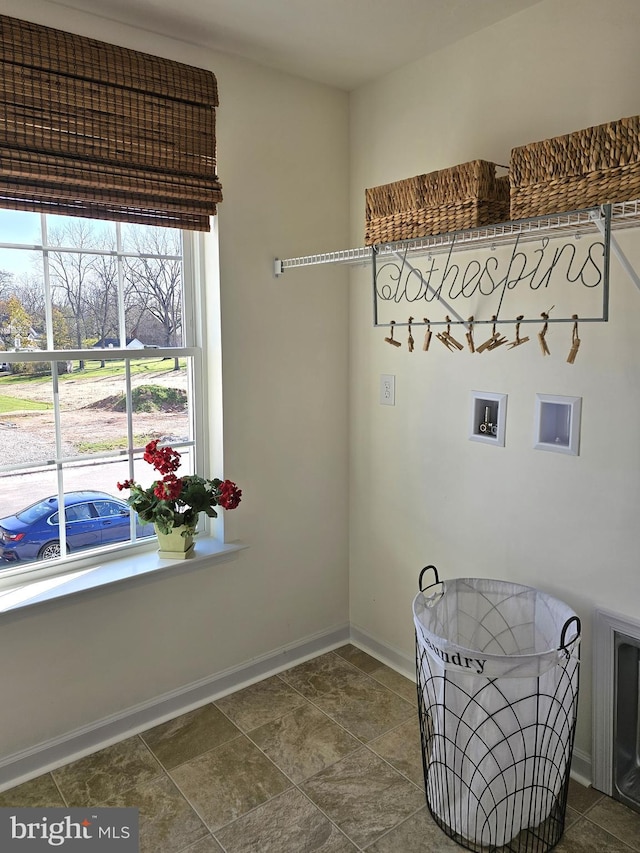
(0, 357, 186, 388)
(76, 434, 154, 453)
(58, 358, 187, 381)
(0, 395, 51, 413)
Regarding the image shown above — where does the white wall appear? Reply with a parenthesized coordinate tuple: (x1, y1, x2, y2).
(0, 1, 350, 761)
(348, 0, 640, 770)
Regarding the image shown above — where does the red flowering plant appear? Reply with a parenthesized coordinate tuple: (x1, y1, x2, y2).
(117, 440, 241, 536)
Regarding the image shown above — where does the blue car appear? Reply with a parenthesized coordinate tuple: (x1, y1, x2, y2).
(0, 491, 153, 563)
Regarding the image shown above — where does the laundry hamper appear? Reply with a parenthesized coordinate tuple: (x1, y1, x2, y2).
(413, 567, 580, 853)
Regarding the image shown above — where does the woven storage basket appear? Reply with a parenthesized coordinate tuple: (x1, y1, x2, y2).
(364, 160, 509, 246)
(510, 115, 640, 220)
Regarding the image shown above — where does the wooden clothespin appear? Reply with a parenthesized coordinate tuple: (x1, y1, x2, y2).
(476, 316, 508, 353)
(567, 314, 581, 364)
(487, 333, 508, 351)
(507, 315, 530, 349)
(466, 316, 475, 353)
(538, 307, 553, 356)
(407, 317, 415, 352)
(384, 320, 402, 347)
(422, 318, 432, 351)
(436, 316, 464, 351)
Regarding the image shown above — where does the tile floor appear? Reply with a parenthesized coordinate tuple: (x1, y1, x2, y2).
(1, 644, 639, 852)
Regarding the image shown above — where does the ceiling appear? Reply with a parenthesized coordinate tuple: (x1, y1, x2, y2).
(50, 0, 543, 90)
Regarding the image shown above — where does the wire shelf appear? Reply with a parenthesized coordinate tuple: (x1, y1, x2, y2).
(274, 201, 640, 274)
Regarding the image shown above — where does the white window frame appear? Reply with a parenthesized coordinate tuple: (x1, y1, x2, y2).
(0, 216, 237, 601)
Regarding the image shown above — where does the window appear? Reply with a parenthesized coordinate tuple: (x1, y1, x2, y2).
(0, 210, 205, 574)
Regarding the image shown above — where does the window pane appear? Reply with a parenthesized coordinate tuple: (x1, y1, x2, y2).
(45, 217, 116, 251)
(59, 459, 155, 546)
(0, 469, 59, 565)
(0, 251, 44, 302)
(130, 356, 192, 451)
(0, 209, 41, 247)
(1, 257, 45, 349)
(48, 251, 119, 351)
(58, 360, 128, 458)
(123, 227, 184, 347)
(83, 252, 120, 348)
(0, 361, 55, 468)
(120, 222, 182, 254)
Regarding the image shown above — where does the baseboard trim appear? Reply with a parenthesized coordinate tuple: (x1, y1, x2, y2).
(0, 621, 595, 792)
(570, 747, 592, 787)
(0, 622, 350, 792)
(349, 623, 415, 681)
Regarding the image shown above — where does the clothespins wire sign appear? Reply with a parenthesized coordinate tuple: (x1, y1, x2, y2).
(476, 315, 508, 353)
(567, 314, 581, 364)
(407, 317, 415, 352)
(436, 315, 464, 351)
(538, 306, 554, 356)
(466, 316, 475, 353)
(508, 315, 530, 349)
(384, 320, 402, 347)
(422, 318, 432, 351)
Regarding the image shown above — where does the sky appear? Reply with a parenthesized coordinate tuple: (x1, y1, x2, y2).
(0, 209, 42, 278)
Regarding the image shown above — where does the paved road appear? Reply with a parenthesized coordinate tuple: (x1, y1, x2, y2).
(0, 428, 134, 520)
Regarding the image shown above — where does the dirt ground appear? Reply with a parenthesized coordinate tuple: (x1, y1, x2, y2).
(1, 366, 188, 448)
(0, 364, 187, 407)
(2, 408, 188, 456)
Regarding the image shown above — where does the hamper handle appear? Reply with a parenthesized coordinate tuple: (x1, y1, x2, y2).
(418, 565, 440, 591)
(559, 616, 581, 650)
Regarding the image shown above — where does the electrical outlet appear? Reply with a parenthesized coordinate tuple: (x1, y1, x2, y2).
(380, 374, 395, 406)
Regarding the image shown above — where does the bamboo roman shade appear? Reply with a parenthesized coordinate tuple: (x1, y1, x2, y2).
(0, 14, 222, 231)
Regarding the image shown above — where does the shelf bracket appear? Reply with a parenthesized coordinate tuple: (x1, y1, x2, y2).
(591, 209, 640, 292)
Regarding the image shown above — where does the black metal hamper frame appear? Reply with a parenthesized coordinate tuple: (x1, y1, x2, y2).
(414, 566, 581, 853)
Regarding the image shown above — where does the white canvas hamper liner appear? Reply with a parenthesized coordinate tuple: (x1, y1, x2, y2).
(413, 567, 580, 852)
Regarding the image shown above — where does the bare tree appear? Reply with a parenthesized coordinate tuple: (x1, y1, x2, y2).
(0, 269, 12, 302)
(124, 227, 183, 351)
(0, 270, 15, 348)
(123, 277, 149, 344)
(7, 221, 184, 370)
(13, 273, 46, 333)
(46, 221, 101, 368)
(86, 247, 119, 365)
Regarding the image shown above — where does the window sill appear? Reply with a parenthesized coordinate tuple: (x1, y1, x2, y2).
(0, 537, 247, 615)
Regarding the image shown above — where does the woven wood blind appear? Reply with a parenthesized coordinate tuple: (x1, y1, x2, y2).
(0, 15, 222, 231)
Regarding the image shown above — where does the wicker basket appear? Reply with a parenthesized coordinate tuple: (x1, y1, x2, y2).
(364, 160, 509, 246)
(510, 115, 640, 220)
